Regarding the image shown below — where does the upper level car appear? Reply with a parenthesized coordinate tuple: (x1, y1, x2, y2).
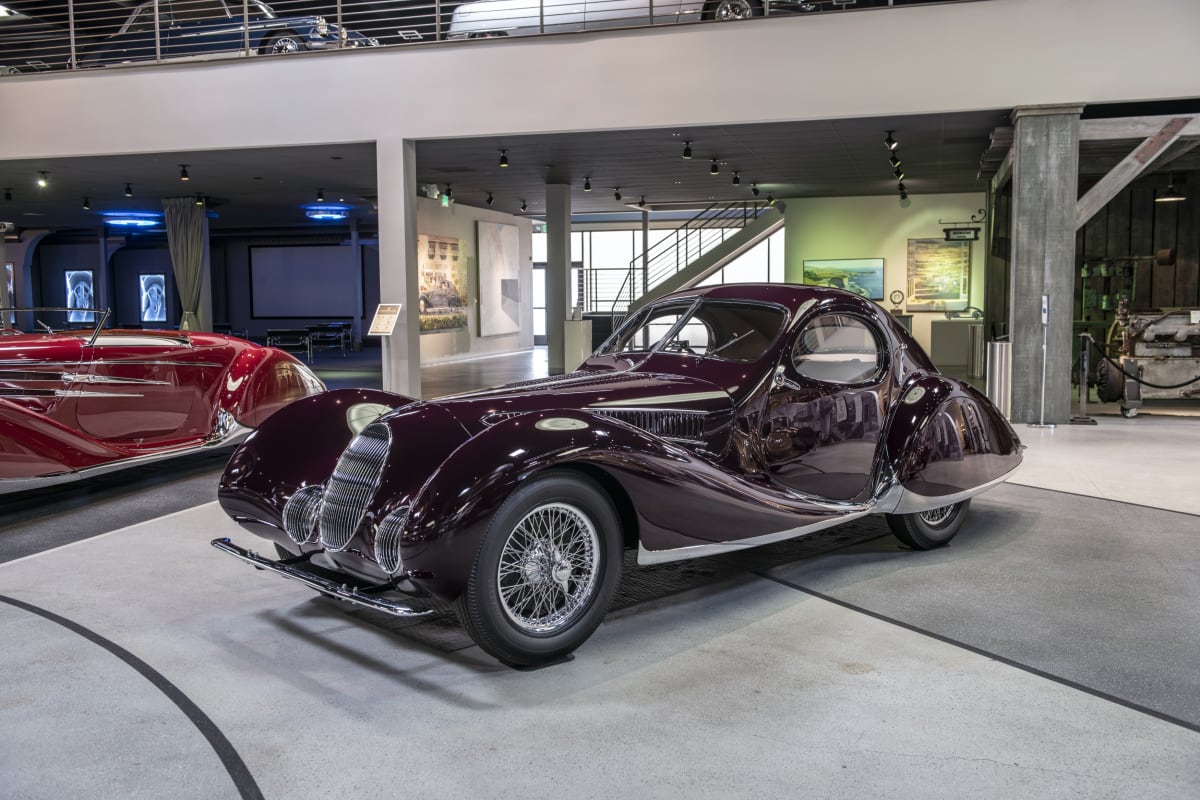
(0, 308, 324, 492)
(78, 0, 378, 67)
(214, 284, 1021, 668)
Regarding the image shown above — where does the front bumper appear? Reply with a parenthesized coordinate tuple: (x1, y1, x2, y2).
(212, 537, 434, 618)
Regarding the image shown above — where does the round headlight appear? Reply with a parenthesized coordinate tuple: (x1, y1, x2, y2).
(374, 506, 409, 575)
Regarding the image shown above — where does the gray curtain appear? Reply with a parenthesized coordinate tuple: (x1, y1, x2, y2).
(162, 197, 205, 331)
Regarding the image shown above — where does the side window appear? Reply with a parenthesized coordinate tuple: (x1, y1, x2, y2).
(792, 314, 883, 384)
(606, 303, 692, 355)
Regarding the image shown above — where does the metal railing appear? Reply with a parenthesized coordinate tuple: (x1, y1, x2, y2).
(608, 199, 768, 323)
(0, 0, 978, 77)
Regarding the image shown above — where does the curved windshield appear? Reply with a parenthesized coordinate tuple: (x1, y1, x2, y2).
(600, 299, 786, 363)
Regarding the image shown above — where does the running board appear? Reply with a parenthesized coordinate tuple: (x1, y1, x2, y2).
(211, 538, 435, 618)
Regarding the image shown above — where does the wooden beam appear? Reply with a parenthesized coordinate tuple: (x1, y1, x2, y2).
(1080, 114, 1200, 141)
(1074, 117, 1191, 231)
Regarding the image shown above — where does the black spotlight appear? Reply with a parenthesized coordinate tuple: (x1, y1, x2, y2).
(900, 190, 909, 200)
(316, 188, 325, 202)
(766, 194, 775, 207)
(682, 141, 693, 160)
(710, 159, 720, 176)
(732, 172, 741, 186)
(179, 164, 190, 181)
(82, 197, 90, 211)
(614, 187, 622, 202)
(751, 184, 760, 197)
(486, 192, 494, 206)
(195, 194, 205, 206)
(884, 130, 898, 150)
(889, 153, 901, 168)
(499, 150, 509, 168)
(124, 182, 133, 197)
(897, 182, 907, 193)
(893, 168, 905, 181)
(638, 196, 646, 208)
(520, 199, 527, 213)
(584, 177, 592, 192)
(3, 188, 10, 201)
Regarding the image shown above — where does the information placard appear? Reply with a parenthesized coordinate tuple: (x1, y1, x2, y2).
(368, 304, 402, 336)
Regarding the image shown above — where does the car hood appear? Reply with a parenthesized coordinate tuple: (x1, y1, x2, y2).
(435, 368, 735, 436)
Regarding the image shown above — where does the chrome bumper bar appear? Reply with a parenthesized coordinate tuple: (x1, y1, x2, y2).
(211, 538, 434, 618)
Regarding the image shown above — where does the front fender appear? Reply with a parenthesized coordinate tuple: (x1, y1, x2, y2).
(881, 375, 1021, 508)
(219, 346, 325, 429)
(218, 388, 413, 530)
(400, 409, 856, 600)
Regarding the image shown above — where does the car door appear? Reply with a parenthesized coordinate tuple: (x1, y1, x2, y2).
(584, 0, 683, 28)
(163, 0, 242, 59)
(761, 311, 889, 503)
(92, 2, 165, 65)
(72, 333, 204, 444)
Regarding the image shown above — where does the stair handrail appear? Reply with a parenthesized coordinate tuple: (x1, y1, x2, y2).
(609, 199, 767, 326)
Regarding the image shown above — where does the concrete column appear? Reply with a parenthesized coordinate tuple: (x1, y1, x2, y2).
(545, 183, 571, 374)
(1008, 105, 1083, 424)
(94, 231, 109, 317)
(199, 214, 213, 331)
(349, 217, 363, 348)
(376, 137, 421, 398)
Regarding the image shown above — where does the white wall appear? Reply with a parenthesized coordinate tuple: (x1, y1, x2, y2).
(416, 197, 534, 364)
(782, 192, 986, 351)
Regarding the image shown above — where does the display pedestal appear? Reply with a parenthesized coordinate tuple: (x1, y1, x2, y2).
(564, 319, 593, 372)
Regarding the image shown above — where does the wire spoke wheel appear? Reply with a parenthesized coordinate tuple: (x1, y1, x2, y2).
(497, 502, 599, 633)
(709, 0, 760, 21)
(886, 499, 971, 550)
(455, 471, 623, 667)
(918, 505, 954, 527)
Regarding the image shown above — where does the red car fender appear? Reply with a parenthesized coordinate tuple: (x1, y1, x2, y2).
(0, 397, 128, 479)
(218, 346, 325, 430)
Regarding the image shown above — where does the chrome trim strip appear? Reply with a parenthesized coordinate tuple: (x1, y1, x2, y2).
(61, 373, 171, 385)
(0, 360, 222, 368)
(0, 418, 254, 495)
(210, 538, 434, 618)
(636, 509, 874, 565)
(874, 464, 1021, 515)
(54, 389, 145, 398)
(588, 391, 728, 407)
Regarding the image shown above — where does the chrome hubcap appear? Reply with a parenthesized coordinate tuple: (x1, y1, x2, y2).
(497, 502, 599, 634)
(919, 505, 954, 526)
(272, 38, 300, 53)
(715, 0, 754, 21)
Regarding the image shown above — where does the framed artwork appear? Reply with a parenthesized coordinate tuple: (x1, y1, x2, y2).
(417, 234, 468, 333)
(477, 221, 521, 337)
(140, 273, 167, 323)
(906, 239, 971, 312)
(65, 270, 94, 322)
(802, 258, 884, 300)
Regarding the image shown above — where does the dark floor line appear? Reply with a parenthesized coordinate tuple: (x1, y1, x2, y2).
(754, 573, 1200, 736)
(0, 594, 265, 800)
(1008, 481, 1200, 519)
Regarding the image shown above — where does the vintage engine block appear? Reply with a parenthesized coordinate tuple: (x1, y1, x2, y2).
(1096, 298, 1200, 416)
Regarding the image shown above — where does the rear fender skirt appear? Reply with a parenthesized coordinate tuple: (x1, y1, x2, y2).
(218, 388, 416, 527)
(880, 375, 1022, 507)
(401, 409, 865, 600)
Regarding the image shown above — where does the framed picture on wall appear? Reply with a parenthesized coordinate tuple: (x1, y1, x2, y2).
(477, 221, 521, 337)
(139, 273, 167, 323)
(906, 239, 971, 312)
(802, 258, 885, 300)
(417, 233, 468, 334)
(65, 270, 94, 323)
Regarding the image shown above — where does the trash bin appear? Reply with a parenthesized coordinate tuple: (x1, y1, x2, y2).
(967, 323, 985, 378)
(986, 340, 1012, 420)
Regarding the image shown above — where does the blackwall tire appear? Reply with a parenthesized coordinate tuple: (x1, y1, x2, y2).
(454, 470, 623, 667)
(885, 500, 970, 550)
(702, 0, 762, 21)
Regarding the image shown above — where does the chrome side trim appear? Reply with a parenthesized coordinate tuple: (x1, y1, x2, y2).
(873, 464, 1021, 515)
(54, 390, 145, 398)
(0, 417, 254, 495)
(61, 372, 171, 385)
(637, 509, 874, 565)
(589, 391, 729, 407)
(210, 538, 434, 618)
(0, 360, 222, 368)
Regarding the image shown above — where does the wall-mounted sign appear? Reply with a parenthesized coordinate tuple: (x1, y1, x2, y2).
(943, 227, 980, 241)
(368, 304, 402, 336)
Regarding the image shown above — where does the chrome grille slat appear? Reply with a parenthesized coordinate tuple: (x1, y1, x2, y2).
(592, 408, 706, 442)
(319, 422, 391, 552)
(373, 507, 409, 574)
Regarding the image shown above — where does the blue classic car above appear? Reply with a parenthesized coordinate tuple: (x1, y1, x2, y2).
(79, 0, 378, 67)
(214, 284, 1022, 668)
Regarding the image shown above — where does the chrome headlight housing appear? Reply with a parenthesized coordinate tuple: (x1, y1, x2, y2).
(282, 484, 324, 545)
(315, 16, 329, 35)
(374, 506, 409, 575)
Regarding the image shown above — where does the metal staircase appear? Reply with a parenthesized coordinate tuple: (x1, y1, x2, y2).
(609, 200, 784, 325)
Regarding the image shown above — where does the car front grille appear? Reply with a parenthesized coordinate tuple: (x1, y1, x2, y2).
(318, 422, 391, 552)
(373, 506, 409, 574)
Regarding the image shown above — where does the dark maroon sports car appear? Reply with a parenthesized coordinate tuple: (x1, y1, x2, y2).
(214, 284, 1021, 667)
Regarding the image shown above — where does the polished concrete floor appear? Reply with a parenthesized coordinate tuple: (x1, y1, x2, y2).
(1, 348, 1198, 799)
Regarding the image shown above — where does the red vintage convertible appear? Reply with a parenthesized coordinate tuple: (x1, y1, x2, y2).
(0, 308, 324, 493)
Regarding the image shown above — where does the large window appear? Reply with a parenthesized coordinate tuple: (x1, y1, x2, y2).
(791, 314, 883, 384)
(601, 300, 786, 363)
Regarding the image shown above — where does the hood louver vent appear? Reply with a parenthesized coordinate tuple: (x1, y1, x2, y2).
(591, 408, 706, 443)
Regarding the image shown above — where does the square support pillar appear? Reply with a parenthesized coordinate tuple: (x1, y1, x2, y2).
(545, 184, 571, 375)
(376, 138, 422, 398)
(1008, 105, 1083, 424)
